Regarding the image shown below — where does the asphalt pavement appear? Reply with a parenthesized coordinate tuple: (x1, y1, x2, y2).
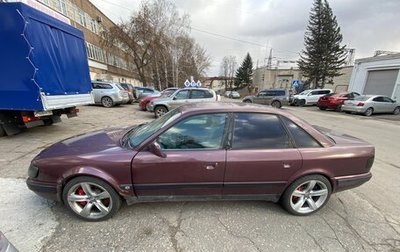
(0, 102, 399, 252)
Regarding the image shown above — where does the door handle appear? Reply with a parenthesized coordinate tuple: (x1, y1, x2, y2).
(283, 163, 291, 169)
(205, 163, 218, 170)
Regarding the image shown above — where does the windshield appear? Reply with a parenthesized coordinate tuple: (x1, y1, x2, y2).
(127, 108, 181, 147)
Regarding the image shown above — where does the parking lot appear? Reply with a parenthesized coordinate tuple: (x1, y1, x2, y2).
(1, 102, 400, 252)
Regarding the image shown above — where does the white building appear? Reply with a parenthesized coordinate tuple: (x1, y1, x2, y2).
(349, 54, 400, 100)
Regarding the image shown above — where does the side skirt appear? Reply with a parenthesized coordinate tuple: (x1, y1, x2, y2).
(124, 194, 281, 206)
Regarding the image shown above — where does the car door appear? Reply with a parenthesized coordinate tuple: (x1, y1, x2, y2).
(189, 89, 208, 103)
(371, 96, 384, 112)
(253, 91, 266, 104)
(223, 113, 302, 199)
(131, 113, 228, 198)
(263, 90, 275, 105)
(382, 96, 396, 112)
(91, 83, 103, 103)
(168, 89, 190, 109)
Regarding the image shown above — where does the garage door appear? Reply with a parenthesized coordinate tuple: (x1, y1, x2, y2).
(364, 69, 399, 96)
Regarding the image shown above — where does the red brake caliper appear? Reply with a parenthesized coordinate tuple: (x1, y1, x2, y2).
(293, 185, 305, 202)
(77, 186, 87, 207)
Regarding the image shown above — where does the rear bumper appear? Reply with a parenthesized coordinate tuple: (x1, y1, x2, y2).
(333, 172, 372, 192)
(317, 101, 340, 108)
(26, 178, 60, 201)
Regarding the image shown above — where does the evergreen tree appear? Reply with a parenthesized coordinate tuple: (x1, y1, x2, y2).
(234, 53, 253, 89)
(298, 0, 347, 88)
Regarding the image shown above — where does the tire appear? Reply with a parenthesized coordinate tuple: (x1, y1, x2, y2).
(154, 106, 168, 118)
(364, 107, 373, 117)
(319, 107, 327, 111)
(298, 99, 306, 107)
(271, 100, 282, 108)
(101, 96, 114, 108)
(243, 100, 252, 103)
(393, 107, 400, 115)
(62, 176, 121, 221)
(281, 175, 331, 216)
(43, 119, 53, 126)
(0, 125, 6, 137)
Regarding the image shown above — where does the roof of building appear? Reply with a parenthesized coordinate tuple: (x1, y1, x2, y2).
(355, 53, 400, 64)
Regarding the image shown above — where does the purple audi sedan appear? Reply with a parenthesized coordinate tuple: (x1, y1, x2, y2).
(27, 102, 374, 221)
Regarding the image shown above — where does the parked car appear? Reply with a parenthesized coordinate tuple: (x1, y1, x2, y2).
(133, 87, 160, 101)
(139, 88, 178, 111)
(243, 89, 289, 108)
(147, 88, 219, 118)
(290, 89, 332, 106)
(119, 83, 135, 104)
(317, 92, 360, 111)
(225, 91, 241, 99)
(91, 81, 129, 108)
(26, 102, 374, 221)
(341, 95, 400, 116)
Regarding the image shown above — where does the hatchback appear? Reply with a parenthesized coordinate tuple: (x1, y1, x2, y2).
(27, 103, 374, 221)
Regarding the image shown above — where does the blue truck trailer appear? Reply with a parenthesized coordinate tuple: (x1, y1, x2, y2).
(0, 2, 94, 136)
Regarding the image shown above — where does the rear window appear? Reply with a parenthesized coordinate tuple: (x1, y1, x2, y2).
(116, 84, 124, 90)
(281, 117, 321, 148)
(354, 96, 371, 101)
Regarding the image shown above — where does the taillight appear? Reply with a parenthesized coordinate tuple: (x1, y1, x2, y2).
(22, 115, 39, 123)
(357, 102, 364, 106)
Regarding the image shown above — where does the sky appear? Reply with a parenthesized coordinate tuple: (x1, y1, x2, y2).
(89, 0, 400, 76)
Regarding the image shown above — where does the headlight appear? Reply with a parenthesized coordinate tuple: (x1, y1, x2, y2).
(28, 163, 39, 178)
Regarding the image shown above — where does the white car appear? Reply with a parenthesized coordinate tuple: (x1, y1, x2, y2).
(290, 89, 332, 106)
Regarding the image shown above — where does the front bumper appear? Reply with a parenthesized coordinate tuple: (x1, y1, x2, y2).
(147, 103, 155, 112)
(341, 105, 366, 113)
(26, 178, 60, 201)
(333, 172, 372, 192)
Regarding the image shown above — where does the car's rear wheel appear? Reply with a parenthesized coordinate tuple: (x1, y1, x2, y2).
(364, 107, 373, 116)
(393, 106, 400, 115)
(63, 176, 121, 221)
(271, 100, 282, 108)
(101, 96, 114, 108)
(281, 175, 331, 215)
(243, 100, 252, 103)
(154, 106, 168, 118)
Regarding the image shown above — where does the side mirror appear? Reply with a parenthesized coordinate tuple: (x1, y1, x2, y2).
(148, 142, 166, 158)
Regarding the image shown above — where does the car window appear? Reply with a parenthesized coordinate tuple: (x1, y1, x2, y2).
(280, 117, 321, 148)
(191, 90, 206, 99)
(276, 90, 286, 96)
(102, 84, 112, 89)
(373, 97, 384, 102)
(258, 91, 267, 96)
(175, 90, 190, 100)
(157, 113, 227, 150)
(232, 113, 290, 149)
(382, 97, 393, 103)
(116, 83, 124, 90)
(354, 95, 370, 101)
(265, 91, 274, 96)
(92, 83, 100, 89)
(204, 90, 214, 98)
(310, 91, 318, 95)
(319, 90, 330, 95)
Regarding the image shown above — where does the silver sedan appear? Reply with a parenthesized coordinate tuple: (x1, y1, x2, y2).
(341, 95, 400, 116)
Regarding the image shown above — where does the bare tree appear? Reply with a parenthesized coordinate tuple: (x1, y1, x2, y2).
(102, 0, 210, 88)
(220, 56, 237, 90)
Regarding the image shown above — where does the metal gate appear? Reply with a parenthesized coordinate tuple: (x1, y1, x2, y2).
(364, 69, 399, 97)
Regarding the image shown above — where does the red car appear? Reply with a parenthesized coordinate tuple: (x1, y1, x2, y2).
(317, 92, 360, 110)
(139, 88, 178, 110)
(27, 103, 374, 221)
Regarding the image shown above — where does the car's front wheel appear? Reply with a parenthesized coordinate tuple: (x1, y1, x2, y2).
(62, 176, 121, 221)
(281, 175, 331, 215)
(393, 106, 400, 115)
(154, 106, 168, 118)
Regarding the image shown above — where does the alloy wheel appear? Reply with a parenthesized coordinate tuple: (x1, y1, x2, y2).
(67, 182, 113, 220)
(393, 107, 400, 115)
(101, 97, 113, 108)
(364, 108, 373, 116)
(155, 106, 167, 118)
(289, 180, 329, 214)
(271, 101, 281, 108)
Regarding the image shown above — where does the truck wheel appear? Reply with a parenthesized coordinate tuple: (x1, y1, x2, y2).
(101, 97, 114, 108)
(0, 125, 6, 137)
(43, 119, 53, 126)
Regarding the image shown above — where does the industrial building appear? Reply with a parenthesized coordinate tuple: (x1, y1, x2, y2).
(348, 53, 400, 100)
